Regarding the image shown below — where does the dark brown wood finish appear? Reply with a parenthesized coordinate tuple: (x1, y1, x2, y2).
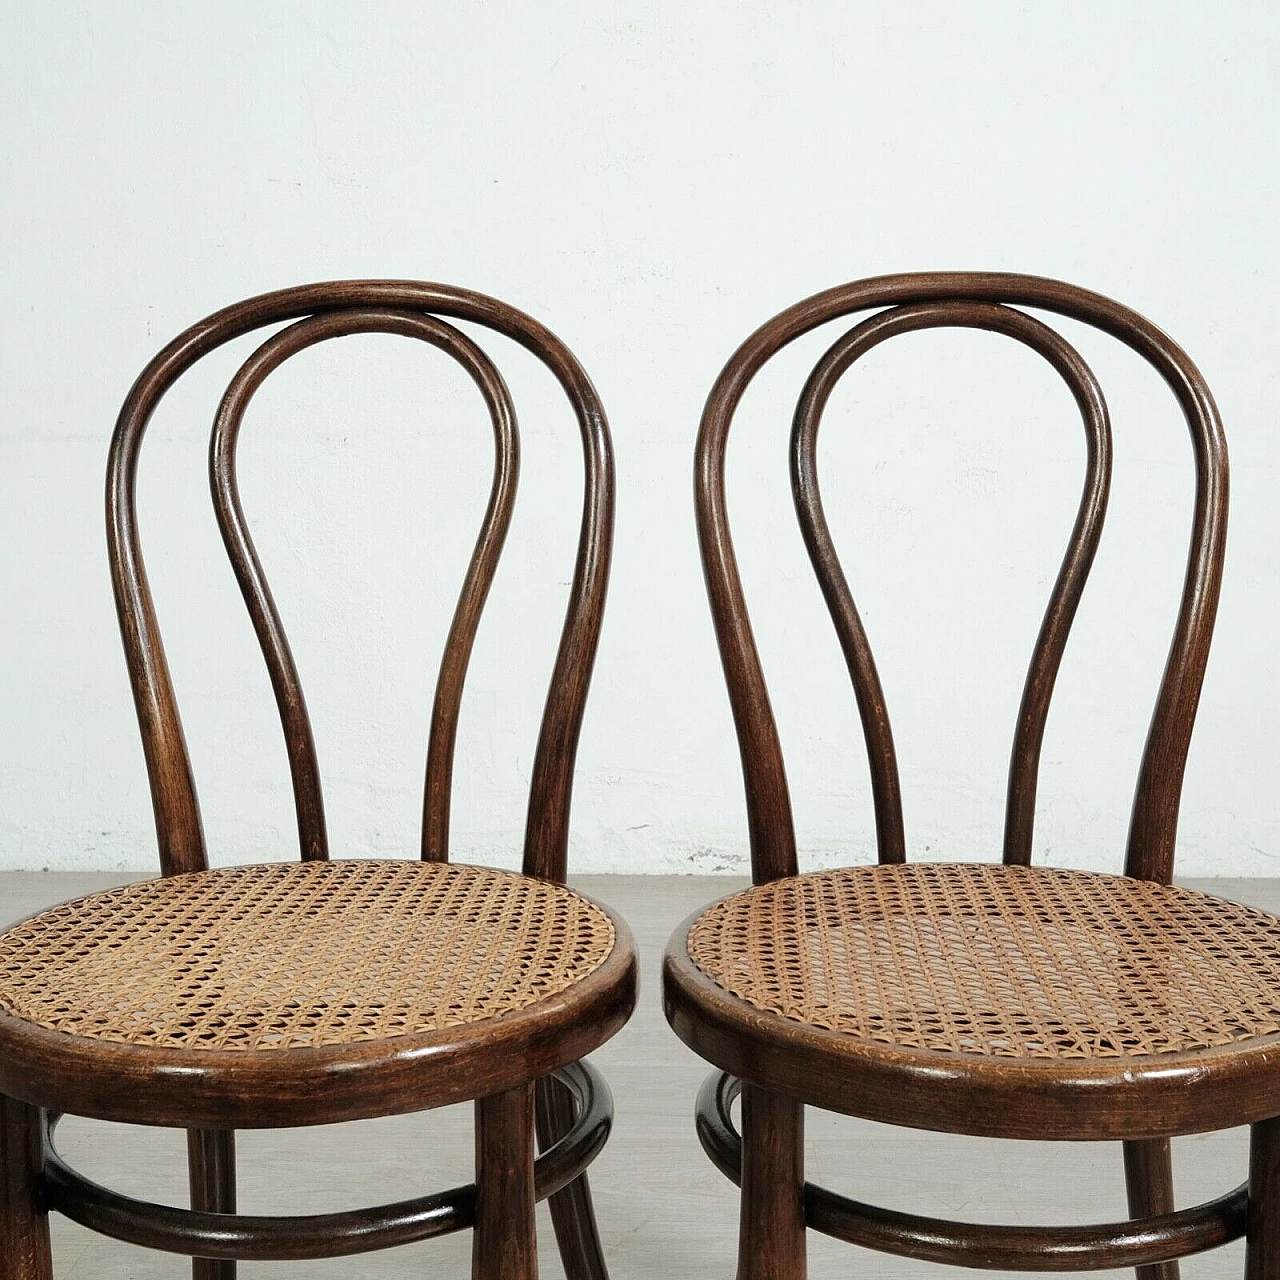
(695, 272, 1226, 885)
(696, 1070, 1249, 1272)
(473, 1085, 538, 1280)
(0, 906, 634, 1129)
(108, 279, 612, 882)
(664, 912, 1280, 1140)
(0, 281, 635, 1276)
(663, 272, 1263, 1278)
(1248, 1118, 1280, 1280)
(207, 307, 521, 866)
(187, 1128, 236, 1280)
(536, 1073, 610, 1280)
(737, 1084, 806, 1280)
(1125, 1138, 1179, 1280)
(791, 300, 1113, 867)
(0, 1096, 52, 1280)
(37, 1061, 612, 1261)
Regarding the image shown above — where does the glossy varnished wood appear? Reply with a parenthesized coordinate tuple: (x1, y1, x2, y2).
(791, 300, 1113, 867)
(664, 903, 1280, 1141)
(696, 1070, 1248, 1271)
(1126, 1138, 1180, 1280)
(0, 888, 635, 1130)
(536, 1073, 609, 1280)
(694, 272, 1226, 885)
(0, 1096, 52, 1280)
(107, 280, 613, 883)
(737, 1084, 805, 1280)
(187, 1128, 236, 1280)
(473, 1085, 538, 1280)
(1247, 1118, 1280, 1280)
(667, 271, 1248, 1277)
(38, 1061, 612, 1262)
(10, 870, 1275, 1278)
(0, 280, 631, 1277)
(208, 308, 521, 866)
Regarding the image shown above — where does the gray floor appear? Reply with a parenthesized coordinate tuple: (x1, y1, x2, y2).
(2, 872, 1272, 1279)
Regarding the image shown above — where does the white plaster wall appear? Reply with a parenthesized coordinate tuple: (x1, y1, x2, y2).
(1, 2, 1277, 876)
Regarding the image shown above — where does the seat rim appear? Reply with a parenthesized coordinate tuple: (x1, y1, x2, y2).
(662, 865, 1280, 1141)
(0, 861, 638, 1129)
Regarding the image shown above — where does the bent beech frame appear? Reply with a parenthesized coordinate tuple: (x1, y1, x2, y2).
(681, 271, 1243, 1280)
(1, 280, 630, 1280)
(696, 272, 1226, 887)
(108, 280, 613, 884)
(42, 1061, 608, 1262)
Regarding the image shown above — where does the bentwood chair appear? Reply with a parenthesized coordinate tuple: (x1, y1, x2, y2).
(663, 273, 1280, 1278)
(0, 281, 637, 1279)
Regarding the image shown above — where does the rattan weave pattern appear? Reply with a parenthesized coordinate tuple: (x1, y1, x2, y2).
(687, 863, 1280, 1059)
(0, 860, 615, 1052)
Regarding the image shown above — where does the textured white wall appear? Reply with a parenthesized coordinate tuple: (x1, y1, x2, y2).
(1, 2, 1277, 877)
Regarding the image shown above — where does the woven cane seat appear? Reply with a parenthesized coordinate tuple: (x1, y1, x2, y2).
(686, 863, 1280, 1061)
(0, 859, 616, 1053)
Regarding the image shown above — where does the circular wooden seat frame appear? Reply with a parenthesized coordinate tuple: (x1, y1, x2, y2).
(667, 864, 1280, 1141)
(659, 272, 1280, 1278)
(0, 861, 633, 1130)
(0, 280, 637, 1280)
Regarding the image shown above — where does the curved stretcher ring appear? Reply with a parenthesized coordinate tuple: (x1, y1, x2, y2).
(40, 1060, 609, 1262)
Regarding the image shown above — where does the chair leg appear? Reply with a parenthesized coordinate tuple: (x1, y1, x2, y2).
(1247, 1117, 1280, 1279)
(474, 1084, 538, 1280)
(188, 1128, 236, 1280)
(1124, 1138, 1180, 1280)
(536, 1073, 609, 1280)
(0, 1096, 52, 1280)
(737, 1084, 805, 1280)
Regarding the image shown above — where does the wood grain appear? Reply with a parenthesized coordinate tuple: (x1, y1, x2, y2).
(1247, 1117, 1280, 1280)
(671, 270, 1243, 1278)
(1125, 1137, 1179, 1280)
(536, 1072, 610, 1280)
(473, 1085, 538, 1280)
(737, 1084, 805, 1279)
(187, 1128, 236, 1280)
(0, 1095, 52, 1280)
(0, 280, 630, 1276)
(106, 279, 614, 883)
(693, 271, 1226, 886)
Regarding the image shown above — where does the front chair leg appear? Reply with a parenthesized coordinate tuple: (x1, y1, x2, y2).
(1123, 1138, 1180, 1280)
(738, 1084, 805, 1280)
(474, 1084, 538, 1280)
(0, 1095, 52, 1280)
(1247, 1116, 1280, 1279)
(188, 1128, 236, 1280)
(536, 1073, 609, 1280)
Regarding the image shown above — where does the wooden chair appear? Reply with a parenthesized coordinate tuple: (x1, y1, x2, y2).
(0, 281, 637, 1279)
(662, 273, 1280, 1278)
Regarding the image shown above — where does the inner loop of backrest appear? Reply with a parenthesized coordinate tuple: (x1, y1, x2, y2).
(789, 300, 1112, 868)
(209, 308, 520, 866)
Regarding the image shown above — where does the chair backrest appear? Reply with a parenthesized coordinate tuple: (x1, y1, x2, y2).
(107, 280, 613, 883)
(695, 272, 1227, 886)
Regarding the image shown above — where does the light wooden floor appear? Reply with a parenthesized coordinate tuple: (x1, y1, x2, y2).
(2, 871, 1273, 1279)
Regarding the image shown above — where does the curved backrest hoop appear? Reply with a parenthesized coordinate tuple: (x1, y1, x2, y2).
(792, 300, 1114, 869)
(696, 272, 1227, 885)
(107, 280, 614, 883)
(210, 309, 521, 866)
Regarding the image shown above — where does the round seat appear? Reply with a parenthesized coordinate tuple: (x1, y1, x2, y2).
(0, 859, 636, 1128)
(663, 863, 1280, 1140)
